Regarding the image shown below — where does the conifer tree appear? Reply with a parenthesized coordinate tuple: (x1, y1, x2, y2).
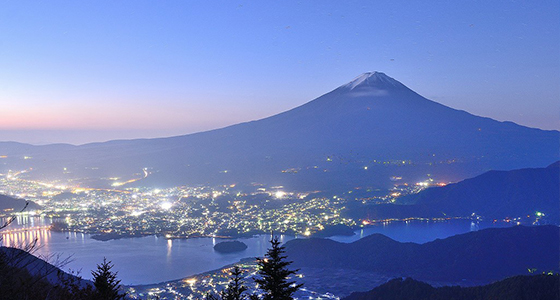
(223, 266, 248, 300)
(208, 266, 248, 300)
(253, 236, 302, 300)
(91, 258, 126, 300)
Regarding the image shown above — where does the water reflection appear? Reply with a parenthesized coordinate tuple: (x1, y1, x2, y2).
(167, 239, 173, 262)
(1, 215, 52, 229)
(470, 221, 480, 231)
(1, 227, 51, 248)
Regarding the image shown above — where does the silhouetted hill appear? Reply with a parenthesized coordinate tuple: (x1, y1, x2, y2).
(346, 162, 560, 222)
(0, 246, 93, 299)
(284, 226, 559, 283)
(0, 194, 41, 212)
(343, 275, 559, 300)
(213, 241, 248, 253)
(0, 246, 88, 286)
(1, 72, 558, 191)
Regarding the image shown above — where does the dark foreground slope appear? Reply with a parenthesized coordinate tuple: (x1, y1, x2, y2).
(343, 275, 559, 300)
(0, 247, 92, 299)
(0, 72, 558, 191)
(284, 226, 559, 284)
(347, 162, 560, 222)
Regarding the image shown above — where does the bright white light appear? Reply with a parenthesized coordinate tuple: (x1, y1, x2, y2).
(160, 202, 172, 210)
(275, 191, 285, 199)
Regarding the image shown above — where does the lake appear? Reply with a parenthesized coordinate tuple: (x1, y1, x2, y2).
(1, 216, 510, 285)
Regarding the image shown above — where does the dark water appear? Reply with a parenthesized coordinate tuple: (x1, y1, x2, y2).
(1, 216, 510, 285)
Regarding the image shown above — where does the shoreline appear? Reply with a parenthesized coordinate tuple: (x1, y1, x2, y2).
(58, 216, 475, 242)
(128, 257, 257, 288)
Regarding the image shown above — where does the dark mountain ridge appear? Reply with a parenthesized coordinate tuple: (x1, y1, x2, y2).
(0, 246, 94, 299)
(0, 246, 89, 287)
(0, 194, 42, 212)
(284, 225, 559, 284)
(343, 275, 559, 300)
(1, 72, 558, 190)
(347, 161, 560, 222)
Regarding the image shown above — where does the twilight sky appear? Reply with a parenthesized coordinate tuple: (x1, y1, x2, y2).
(0, 0, 558, 145)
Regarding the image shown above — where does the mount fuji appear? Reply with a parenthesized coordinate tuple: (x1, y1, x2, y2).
(1, 72, 558, 191)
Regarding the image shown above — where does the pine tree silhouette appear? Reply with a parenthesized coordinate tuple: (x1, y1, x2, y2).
(91, 257, 126, 300)
(253, 236, 302, 300)
(208, 266, 248, 300)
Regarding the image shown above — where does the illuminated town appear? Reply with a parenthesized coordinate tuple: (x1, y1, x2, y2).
(0, 167, 450, 241)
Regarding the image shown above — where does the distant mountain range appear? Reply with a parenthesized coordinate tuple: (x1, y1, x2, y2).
(284, 225, 559, 285)
(1, 72, 558, 191)
(343, 275, 559, 300)
(0, 194, 41, 212)
(345, 162, 560, 222)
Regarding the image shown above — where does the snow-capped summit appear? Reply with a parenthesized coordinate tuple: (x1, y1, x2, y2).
(340, 71, 407, 90)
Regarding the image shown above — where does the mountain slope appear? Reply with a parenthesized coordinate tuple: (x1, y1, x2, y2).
(0, 194, 42, 212)
(343, 275, 559, 300)
(0, 246, 88, 286)
(0, 246, 93, 299)
(346, 162, 560, 221)
(402, 161, 560, 220)
(1, 72, 558, 190)
(284, 225, 559, 283)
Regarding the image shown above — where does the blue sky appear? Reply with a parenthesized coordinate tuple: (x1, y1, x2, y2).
(0, 0, 558, 144)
